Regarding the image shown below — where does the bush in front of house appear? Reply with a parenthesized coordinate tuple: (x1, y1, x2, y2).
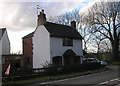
(61, 62, 101, 73)
(42, 62, 101, 75)
(41, 62, 62, 75)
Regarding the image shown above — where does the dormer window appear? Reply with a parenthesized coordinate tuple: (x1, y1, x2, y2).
(63, 38, 73, 46)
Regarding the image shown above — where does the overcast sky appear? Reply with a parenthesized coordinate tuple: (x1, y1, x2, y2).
(0, 0, 95, 53)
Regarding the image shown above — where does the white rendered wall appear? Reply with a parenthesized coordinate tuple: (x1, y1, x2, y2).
(33, 26, 50, 68)
(0, 30, 10, 85)
(50, 37, 83, 64)
(0, 30, 10, 55)
(0, 31, 2, 86)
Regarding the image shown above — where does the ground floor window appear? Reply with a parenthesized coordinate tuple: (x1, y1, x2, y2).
(52, 56, 62, 66)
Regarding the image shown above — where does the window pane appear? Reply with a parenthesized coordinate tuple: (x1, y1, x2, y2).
(63, 38, 73, 46)
(67, 38, 73, 46)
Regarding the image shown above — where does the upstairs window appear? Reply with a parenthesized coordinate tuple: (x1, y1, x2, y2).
(63, 38, 73, 46)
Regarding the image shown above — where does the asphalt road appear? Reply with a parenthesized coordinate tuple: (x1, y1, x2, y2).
(29, 66, 120, 86)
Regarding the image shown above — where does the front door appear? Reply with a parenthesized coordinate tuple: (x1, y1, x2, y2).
(63, 49, 76, 66)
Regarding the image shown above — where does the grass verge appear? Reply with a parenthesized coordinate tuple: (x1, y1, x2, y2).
(108, 62, 120, 65)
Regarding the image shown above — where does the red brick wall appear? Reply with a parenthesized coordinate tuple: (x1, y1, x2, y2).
(23, 37, 33, 69)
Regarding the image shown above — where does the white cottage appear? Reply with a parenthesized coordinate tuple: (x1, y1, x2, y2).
(0, 28, 10, 77)
(23, 9, 83, 69)
(0, 28, 10, 55)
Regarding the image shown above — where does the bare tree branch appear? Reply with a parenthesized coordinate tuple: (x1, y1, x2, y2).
(79, 1, 120, 60)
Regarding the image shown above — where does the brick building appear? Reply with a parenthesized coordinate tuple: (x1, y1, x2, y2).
(22, 32, 34, 69)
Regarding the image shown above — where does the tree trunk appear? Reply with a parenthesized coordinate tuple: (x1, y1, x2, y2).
(112, 40, 119, 61)
(97, 43, 100, 58)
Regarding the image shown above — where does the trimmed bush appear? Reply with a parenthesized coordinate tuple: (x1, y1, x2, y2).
(61, 63, 101, 73)
(43, 62, 101, 75)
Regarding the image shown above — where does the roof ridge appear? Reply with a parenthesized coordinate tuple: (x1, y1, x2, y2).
(45, 21, 75, 28)
(0, 28, 6, 40)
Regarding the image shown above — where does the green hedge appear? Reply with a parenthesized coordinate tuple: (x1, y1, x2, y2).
(2, 63, 101, 82)
(44, 62, 101, 75)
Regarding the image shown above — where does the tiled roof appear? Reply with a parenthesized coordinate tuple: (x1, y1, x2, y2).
(22, 32, 34, 39)
(44, 22, 82, 39)
(0, 28, 6, 40)
(23, 22, 83, 39)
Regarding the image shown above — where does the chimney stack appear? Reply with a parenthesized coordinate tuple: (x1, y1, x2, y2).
(71, 21, 76, 28)
(37, 9, 46, 26)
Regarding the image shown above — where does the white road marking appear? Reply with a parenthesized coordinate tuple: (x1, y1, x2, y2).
(99, 81, 109, 85)
(40, 72, 104, 84)
(36, 70, 117, 85)
(110, 78, 119, 82)
(99, 78, 120, 85)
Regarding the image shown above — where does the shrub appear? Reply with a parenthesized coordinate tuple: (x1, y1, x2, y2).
(42, 62, 62, 75)
(62, 63, 101, 73)
(111, 62, 120, 65)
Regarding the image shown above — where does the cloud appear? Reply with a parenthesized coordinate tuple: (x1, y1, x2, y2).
(0, 2, 37, 31)
(39, 2, 86, 17)
(0, 0, 86, 2)
(0, 2, 88, 31)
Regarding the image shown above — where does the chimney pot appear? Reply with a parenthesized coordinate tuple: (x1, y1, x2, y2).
(37, 9, 46, 26)
(71, 21, 76, 28)
(41, 9, 44, 14)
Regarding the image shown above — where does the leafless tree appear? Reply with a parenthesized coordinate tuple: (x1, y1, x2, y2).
(99, 39, 112, 53)
(79, 1, 120, 61)
(91, 32, 106, 57)
(78, 24, 92, 52)
(48, 9, 80, 26)
(11, 50, 22, 55)
(48, 9, 92, 53)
